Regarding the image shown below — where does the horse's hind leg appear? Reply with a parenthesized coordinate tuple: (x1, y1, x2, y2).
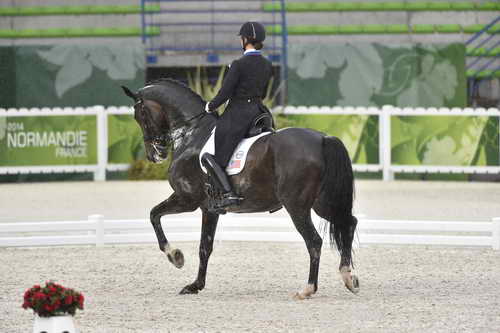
(337, 215, 359, 294)
(285, 206, 323, 300)
(180, 210, 219, 294)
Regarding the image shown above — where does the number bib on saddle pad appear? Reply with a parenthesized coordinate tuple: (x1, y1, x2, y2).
(199, 128, 272, 175)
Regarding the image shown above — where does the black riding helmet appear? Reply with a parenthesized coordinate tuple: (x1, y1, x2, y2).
(238, 22, 266, 43)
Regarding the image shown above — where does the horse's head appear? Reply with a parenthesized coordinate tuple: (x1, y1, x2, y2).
(122, 80, 207, 163)
(122, 85, 170, 163)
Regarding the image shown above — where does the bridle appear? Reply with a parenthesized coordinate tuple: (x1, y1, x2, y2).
(135, 98, 207, 148)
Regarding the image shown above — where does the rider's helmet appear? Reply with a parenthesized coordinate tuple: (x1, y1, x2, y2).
(238, 22, 266, 43)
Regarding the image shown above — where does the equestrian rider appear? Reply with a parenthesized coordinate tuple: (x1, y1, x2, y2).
(202, 21, 274, 209)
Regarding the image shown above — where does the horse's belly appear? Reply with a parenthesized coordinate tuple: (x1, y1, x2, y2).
(228, 137, 281, 213)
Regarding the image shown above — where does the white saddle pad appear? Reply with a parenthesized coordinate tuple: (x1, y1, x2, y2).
(199, 128, 272, 175)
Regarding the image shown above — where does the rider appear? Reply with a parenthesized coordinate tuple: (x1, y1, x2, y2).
(202, 21, 274, 209)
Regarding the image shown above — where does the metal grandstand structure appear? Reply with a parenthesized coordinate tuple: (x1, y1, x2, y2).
(139, 0, 288, 85)
(139, 0, 287, 104)
(466, 15, 500, 103)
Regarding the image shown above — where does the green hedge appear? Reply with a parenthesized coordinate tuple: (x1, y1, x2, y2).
(266, 24, 500, 35)
(466, 47, 500, 57)
(466, 69, 500, 79)
(0, 27, 160, 38)
(263, 1, 499, 12)
(0, 4, 160, 16)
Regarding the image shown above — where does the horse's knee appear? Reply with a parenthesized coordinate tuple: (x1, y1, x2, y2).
(309, 233, 322, 250)
(150, 210, 161, 225)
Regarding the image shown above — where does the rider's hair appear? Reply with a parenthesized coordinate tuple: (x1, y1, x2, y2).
(253, 42, 263, 50)
(242, 37, 264, 50)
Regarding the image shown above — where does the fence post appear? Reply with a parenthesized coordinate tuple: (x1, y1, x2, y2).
(89, 214, 105, 247)
(94, 106, 107, 181)
(493, 217, 500, 250)
(381, 105, 394, 181)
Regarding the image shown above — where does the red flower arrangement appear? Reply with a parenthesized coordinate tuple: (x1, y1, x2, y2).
(22, 281, 84, 317)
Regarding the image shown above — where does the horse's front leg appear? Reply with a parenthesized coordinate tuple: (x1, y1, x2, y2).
(180, 210, 219, 294)
(150, 192, 198, 268)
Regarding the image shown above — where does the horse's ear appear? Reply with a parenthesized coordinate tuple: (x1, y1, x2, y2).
(121, 86, 138, 101)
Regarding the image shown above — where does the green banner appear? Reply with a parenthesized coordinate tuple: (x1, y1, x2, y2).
(280, 113, 499, 167)
(108, 114, 143, 164)
(0, 44, 145, 109)
(391, 115, 499, 166)
(288, 43, 466, 108)
(284, 114, 379, 164)
(0, 47, 16, 109)
(0, 115, 97, 166)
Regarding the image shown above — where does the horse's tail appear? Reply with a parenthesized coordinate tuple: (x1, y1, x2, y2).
(319, 136, 356, 265)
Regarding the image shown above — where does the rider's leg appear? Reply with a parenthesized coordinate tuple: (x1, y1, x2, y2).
(207, 107, 253, 207)
(201, 153, 241, 207)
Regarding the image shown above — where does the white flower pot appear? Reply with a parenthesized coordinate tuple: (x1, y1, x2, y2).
(33, 315, 77, 333)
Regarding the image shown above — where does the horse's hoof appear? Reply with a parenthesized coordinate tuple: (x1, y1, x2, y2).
(340, 267, 360, 294)
(167, 248, 184, 269)
(179, 284, 199, 295)
(351, 275, 360, 293)
(293, 292, 310, 301)
(345, 275, 360, 294)
(293, 284, 315, 300)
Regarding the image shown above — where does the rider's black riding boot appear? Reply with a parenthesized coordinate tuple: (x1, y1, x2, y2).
(201, 153, 242, 208)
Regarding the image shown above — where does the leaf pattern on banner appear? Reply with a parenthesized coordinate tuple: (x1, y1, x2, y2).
(420, 116, 489, 166)
(288, 44, 384, 106)
(55, 52, 93, 98)
(87, 46, 142, 80)
(0, 117, 6, 141)
(337, 45, 383, 106)
(37, 45, 145, 98)
(288, 44, 348, 79)
(285, 114, 370, 162)
(422, 136, 469, 165)
(108, 115, 143, 164)
(397, 54, 458, 107)
(338, 115, 370, 157)
(37, 45, 73, 66)
(377, 52, 419, 97)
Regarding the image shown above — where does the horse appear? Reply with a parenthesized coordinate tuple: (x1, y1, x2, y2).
(122, 79, 359, 299)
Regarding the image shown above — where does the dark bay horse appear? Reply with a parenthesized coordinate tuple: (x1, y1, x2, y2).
(122, 79, 359, 299)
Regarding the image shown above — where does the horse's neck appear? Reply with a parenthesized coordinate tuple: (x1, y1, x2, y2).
(171, 114, 216, 156)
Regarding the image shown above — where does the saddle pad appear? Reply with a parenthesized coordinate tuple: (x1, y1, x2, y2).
(199, 128, 272, 175)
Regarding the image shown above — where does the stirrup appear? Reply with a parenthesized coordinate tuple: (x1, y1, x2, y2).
(216, 192, 243, 209)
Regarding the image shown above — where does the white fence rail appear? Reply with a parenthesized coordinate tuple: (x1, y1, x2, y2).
(1, 215, 499, 250)
(1, 105, 500, 180)
(278, 105, 500, 180)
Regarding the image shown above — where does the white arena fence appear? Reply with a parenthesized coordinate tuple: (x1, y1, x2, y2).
(1, 215, 499, 250)
(1, 105, 500, 181)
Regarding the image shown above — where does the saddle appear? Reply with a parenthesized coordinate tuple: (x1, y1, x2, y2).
(245, 112, 275, 138)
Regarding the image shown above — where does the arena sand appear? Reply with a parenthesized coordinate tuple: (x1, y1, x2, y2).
(1, 242, 499, 332)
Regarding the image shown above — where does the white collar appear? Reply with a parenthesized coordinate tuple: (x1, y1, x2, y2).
(244, 48, 258, 55)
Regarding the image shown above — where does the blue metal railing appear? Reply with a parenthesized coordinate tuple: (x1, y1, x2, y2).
(465, 16, 499, 102)
(140, 0, 287, 61)
(465, 16, 500, 77)
(140, 0, 288, 103)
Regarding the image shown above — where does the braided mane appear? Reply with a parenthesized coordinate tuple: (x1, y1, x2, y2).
(145, 78, 206, 105)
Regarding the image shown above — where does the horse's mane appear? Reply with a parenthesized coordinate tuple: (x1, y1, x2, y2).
(144, 78, 206, 106)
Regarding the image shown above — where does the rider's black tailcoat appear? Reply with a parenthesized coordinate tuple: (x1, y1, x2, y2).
(207, 52, 273, 168)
